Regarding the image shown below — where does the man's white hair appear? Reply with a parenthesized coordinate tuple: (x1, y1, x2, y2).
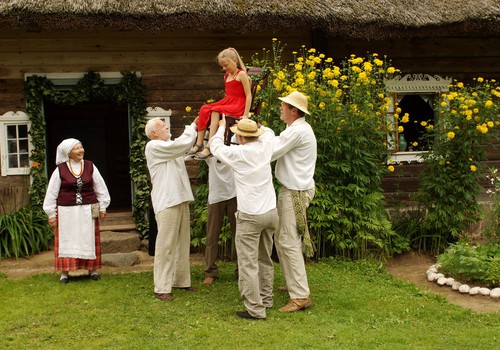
(145, 117, 161, 139)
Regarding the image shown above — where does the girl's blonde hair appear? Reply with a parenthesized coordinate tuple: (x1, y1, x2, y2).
(218, 47, 247, 71)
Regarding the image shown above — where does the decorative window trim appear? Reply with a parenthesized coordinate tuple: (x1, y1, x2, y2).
(384, 74, 452, 164)
(146, 107, 172, 128)
(0, 111, 32, 176)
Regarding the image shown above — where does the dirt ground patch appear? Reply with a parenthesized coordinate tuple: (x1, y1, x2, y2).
(1, 250, 498, 313)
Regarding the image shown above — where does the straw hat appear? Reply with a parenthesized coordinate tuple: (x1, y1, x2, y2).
(230, 118, 264, 137)
(278, 91, 310, 115)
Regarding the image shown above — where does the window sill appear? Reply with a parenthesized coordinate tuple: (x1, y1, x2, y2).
(388, 151, 428, 164)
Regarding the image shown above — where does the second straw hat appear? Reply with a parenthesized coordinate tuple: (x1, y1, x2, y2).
(278, 91, 310, 115)
(230, 118, 264, 137)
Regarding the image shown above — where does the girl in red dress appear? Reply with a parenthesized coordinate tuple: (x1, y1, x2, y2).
(189, 47, 252, 159)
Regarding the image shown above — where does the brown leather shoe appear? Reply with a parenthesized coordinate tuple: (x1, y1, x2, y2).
(278, 298, 312, 313)
(155, 293, 174, 301)
(203, 277, 215, 286)
(277, 286, 288, 292)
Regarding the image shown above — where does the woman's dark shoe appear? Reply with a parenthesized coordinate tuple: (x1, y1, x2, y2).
(90, 273, 101, 281)
(60, 277, 69, 284)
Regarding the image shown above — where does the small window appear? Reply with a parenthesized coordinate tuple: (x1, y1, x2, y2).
(0, 111, 31, 176)
(385, 74, 452, 164)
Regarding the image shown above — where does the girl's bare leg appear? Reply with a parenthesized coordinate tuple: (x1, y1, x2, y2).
(198, 111, 220, 157)
(188, 130, 206, 155)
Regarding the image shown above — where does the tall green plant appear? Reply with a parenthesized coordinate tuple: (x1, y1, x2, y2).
(252, 40, 401, 259)
(418, 78, 500, 250)
(0, 207, 52, 258)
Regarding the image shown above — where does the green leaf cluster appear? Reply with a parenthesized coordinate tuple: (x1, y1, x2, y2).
(0, 207, 52, 258)
(437, 242, 500, 287)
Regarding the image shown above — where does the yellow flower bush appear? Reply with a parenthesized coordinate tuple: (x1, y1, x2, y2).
(250, 39, 399, 258)
(419, 77, 500, 245)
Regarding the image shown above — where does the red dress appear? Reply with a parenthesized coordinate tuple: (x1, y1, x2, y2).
(198, 69, 247, 130)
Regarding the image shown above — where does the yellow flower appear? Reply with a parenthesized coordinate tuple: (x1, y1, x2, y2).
(420, 121, 427, 127)
(307, 71, 316, 80)
(477, 77, 484, 82)
(398, 126, 404, 133)
(412, 142, 418, 147)
(277, 71, 285, 80)
(487, 121, 494, 128)
(485, 100, 493, 108)
(185, 106, 192, 113)
(387, 67, 396, 74)
(426, 124, 434, 130)
(401, 114, 410, 123)
(470, 165, 477, 172)
(440, 101, 447, 107)
(319, 102, 325, 110)
(373, 58, 383, 66)
(447, 131, 455, 139)
(457, 82, 464, 88)
(388, 165, 395, 172)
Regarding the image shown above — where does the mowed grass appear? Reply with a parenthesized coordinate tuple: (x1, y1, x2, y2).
(0, 258, 498, 350)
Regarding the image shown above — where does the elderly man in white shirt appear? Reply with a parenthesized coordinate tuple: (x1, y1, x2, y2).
(211, 117, 278, 320)
(145, 117, 199, 301)
(271, 91, 317, 313)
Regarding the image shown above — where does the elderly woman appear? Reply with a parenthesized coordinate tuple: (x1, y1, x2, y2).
(43, 138, 111, 283)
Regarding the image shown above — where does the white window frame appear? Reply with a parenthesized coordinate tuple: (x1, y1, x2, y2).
(384, 74, 452, 164)
(0, 111, 32, 176)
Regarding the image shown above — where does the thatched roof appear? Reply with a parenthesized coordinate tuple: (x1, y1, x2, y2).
(0, 0, 499, 39)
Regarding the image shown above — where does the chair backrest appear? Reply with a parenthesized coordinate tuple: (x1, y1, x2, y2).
(247, 67, 270, 117)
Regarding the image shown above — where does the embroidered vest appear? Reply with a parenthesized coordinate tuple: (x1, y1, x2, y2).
(56, 159, 98, 206)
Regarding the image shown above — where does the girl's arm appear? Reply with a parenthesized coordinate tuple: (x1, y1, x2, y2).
(240, 72, 252, 118)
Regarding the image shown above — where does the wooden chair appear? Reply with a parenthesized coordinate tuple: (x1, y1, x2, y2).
(223, 67, 270, 145)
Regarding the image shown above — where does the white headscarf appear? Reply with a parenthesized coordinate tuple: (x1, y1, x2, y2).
(55, 138, 81, 165)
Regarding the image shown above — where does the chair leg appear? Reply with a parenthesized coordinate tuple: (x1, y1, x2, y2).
(224, 117, 238, 146)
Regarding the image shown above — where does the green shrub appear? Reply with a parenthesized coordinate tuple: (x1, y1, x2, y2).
(437, 242, 500, 287)
(0, 207, 53, 259)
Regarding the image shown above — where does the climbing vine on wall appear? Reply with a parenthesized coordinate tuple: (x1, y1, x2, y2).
(25, 71, 150, 236)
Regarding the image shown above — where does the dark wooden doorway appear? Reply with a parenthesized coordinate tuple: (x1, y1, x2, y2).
(44, 100, 131, 211)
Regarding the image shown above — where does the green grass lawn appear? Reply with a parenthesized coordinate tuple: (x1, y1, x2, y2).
(0, 258, 498, 350)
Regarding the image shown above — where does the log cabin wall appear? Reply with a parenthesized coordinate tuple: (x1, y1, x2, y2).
(0, 29, 498, 208)
(0, 30, 310, 209)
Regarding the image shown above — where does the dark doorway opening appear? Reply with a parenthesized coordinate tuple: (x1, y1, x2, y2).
(44, 99, 131, 211)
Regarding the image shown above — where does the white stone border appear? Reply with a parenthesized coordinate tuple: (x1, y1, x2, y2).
(426, 264, 500, 299)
